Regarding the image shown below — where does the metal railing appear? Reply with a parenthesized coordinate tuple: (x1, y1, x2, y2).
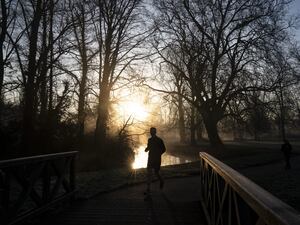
(0, 151, 77, 225)
(199, 152, 300, 225)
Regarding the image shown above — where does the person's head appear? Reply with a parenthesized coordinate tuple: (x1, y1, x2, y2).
(150, 127, 157, 137)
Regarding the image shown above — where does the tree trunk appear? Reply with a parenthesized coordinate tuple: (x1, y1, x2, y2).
(0, 0, 7, 119)
(202, 112, 223, 149)
(22, 0, 43, 153)
(279, 85, 286, 140)
(190, 105, 196, 145)
(39, 10, 49, 126)
(78, 64, 87, 139)
(77, 12, 88, 140)
(95, 88, 110, 144)
(196, 120, 203, 141)
(178, 94, 186, 143)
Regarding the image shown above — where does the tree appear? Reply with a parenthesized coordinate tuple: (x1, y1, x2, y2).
(0, 0, 16, 119)
(153, 0, 293, 148)
(21, 0, 44, 152)
(92, 0, 147, 143)
(5, 0, 72, 153)
(268, 49, 298, 139)
(0, 0, 7, 109)
(247, 92, 271, 140)
(61, 0, 98, 140)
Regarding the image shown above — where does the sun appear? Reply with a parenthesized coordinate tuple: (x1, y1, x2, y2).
(117, 101, 149, 121)
(127, 102, 148, 120)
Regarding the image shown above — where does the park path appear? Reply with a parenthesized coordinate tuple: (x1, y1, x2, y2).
(239, 154, 300, 212)
(44, 176, 206, 225)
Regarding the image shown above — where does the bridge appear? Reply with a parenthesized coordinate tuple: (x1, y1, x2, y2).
(1, 151, 300, 225)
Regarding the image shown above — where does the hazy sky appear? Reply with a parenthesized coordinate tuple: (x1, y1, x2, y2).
(289, 0, 300, 41)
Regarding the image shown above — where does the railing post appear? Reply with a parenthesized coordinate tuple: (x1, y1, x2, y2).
(70, 155, 76, 193)
(0, 151, 78, 225)
(43, 161, 50, 203)
(2, 169, 10, 223)
(199, 152, 300, 225)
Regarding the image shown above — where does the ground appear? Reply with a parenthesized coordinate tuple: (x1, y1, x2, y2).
(44, 177, 206, 225)
(76, 140, 300, 212)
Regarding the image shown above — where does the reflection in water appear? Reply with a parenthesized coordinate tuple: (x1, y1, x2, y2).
(132, 145, 192, 169)
(132, 145, 148, 169)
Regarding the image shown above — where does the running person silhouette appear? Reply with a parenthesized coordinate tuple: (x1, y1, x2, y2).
(145, 127, 166, 194)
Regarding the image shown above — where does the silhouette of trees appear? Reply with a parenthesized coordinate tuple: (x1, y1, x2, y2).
(0, 0, 8, 113)
(153, 0, 294, 148)
(3, 0, 73, 153)
(61, 0, 98, 140)
(0, 0, 299, 160)
(92, 0, 148, 143)
(0, 0, 19, 123)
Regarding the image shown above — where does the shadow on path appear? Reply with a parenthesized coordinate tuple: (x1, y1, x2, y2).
(42, 176, 206, 225)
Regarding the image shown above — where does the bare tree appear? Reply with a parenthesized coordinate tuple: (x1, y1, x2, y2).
(60, 0, 98, 140)
(153, 0, 293, 148)
(0, 0, 17, 118)
(268, 48, 298, 139)
(4, 0, 72, 153)
(92, 0, 148, 143)
(0, 0, 8, 106)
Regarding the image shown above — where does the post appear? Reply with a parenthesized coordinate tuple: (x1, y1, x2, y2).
(70, 155, 76, 193)
(199, 152, 300, 225)
(0, 151, 78, 225)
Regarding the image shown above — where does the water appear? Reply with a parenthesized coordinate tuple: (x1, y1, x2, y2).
(132, 145, 192, 169)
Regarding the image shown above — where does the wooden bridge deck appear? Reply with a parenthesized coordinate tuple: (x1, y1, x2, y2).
(42, 176, 207, 225)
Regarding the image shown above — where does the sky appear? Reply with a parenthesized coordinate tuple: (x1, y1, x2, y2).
(289, 0, 300, 41)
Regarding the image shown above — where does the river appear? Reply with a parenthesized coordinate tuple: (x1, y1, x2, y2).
(132, 145, 194, 169)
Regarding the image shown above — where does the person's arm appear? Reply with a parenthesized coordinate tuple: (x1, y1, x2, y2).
(145, 139, 150, 152)
(160, 139, 166, 154)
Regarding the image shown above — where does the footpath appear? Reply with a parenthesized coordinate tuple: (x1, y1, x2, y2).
(44, 176, 206, 225)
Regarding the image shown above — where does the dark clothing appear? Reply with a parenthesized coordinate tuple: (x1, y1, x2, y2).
(146, 136, 166, 171)
(281, 141, 292, 169)
(281, 142, 292, 155)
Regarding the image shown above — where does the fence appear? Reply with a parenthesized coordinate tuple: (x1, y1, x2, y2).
(0, 151, 77, 225)
(199, 152, 300, 225)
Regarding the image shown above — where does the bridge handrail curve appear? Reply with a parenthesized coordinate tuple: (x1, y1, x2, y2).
(199, 152, 300, 225)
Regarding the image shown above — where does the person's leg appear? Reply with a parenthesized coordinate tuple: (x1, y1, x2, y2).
(286, 156, 291, 169)
(284, 155, 290, 169)
(146, 168, 152, 193)
(155, 168, 164, 189)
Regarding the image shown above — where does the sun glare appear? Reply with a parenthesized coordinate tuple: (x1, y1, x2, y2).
(127, 102, 149, 121)
(117, 101, 149, 121)
(132, 145, 148, 169)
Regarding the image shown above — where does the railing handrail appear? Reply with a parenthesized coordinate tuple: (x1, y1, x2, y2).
(0, 151, 78, 168)
(200, 152, 300, 225)
(0, 151, 78, 225)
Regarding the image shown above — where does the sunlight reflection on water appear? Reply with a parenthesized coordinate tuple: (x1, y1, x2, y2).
(132, 145, 192, 169)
